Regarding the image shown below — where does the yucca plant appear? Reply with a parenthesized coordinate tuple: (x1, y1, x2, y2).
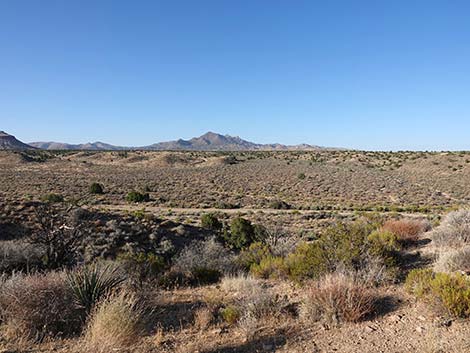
(67, 264, 126, 319)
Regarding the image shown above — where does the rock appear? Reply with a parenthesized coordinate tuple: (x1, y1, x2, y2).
(365, 325, 376, 333)
(416, 326, 425, 333)
(418, 315, 426, 321)
(388, 314, 402, 323)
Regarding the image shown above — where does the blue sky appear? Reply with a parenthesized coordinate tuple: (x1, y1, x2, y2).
(1, 1, 470, 150)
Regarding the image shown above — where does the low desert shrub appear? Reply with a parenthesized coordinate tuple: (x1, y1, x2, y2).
(285, 220, 395, 282)
(300, 272, 376, 326)
(89, 182, 104, 194)
(220, 274, 260, 296)
(405, 269, 470, 318)
(201, 213, 223, 232)
(173, 237, 235, 285)
(0, 240, 44, 272)
(117, 252, 165, 285)
(434, 247, 470, 273)
(382, 218, 429, 245)
(220, 305, 240, 325)
(237, 242, 271, 270)
(269, 200, 291, 210)
(219, 275, 284, 327)
(126, 191, 150, 203)
(67, 264, 126, 318)
(84, 291, 146, 352)
(430, 209, 470, 249)
(41, 193, 64, 203)
(193, 307, 214, 330)
(0, 271, 81, 341)
(250, 255, 287, 279)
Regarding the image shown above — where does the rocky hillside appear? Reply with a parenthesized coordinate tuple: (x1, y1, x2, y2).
(0, 131, 35, 150)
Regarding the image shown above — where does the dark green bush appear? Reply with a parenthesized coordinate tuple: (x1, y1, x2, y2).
(201, 213, 223, 232)
(224, 217, 256, 250)
(89, 182, 104, 194)
(126, 191, 150, 203)
(192, 267, 222, 285)
(117, 252, 165, 285)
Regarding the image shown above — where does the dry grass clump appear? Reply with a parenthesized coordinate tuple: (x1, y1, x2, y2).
(381, 218, 429, 244)
(434, 247, 470, 274)
(431, 209, 470, 249)
(299, 272, 376, 327)
(218, 274, 285, 338)
(83, 290, 146, 353)
(0, 271, 80, 342)
(220, 273, 261, 296)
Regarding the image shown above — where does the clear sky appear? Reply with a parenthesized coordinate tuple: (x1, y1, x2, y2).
(1, 1, 470, 150)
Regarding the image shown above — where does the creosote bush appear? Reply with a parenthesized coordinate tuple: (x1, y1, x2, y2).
(300, 272, 376, 326)
(126, 191, 150, 203)
(405, 269, 470, 318)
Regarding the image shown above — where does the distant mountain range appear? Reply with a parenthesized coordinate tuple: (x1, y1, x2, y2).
(1, 130, 330, 151)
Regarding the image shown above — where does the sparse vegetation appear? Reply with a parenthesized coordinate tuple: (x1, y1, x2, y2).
(89, 182, 104, 194)
(126, 191, 150, 203)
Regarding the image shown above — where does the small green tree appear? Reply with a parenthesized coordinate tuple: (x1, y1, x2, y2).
(225, 217, 255, 249)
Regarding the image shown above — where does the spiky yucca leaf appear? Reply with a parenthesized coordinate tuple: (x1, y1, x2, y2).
(67, 264, 125, 317)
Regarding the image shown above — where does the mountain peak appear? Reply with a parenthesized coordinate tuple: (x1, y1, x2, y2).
(0, 130, 35, 150)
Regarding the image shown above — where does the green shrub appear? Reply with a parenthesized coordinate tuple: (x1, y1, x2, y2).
(237, 242, 271, 270)
(117, 252, 165, 285)
(192, 267, 222, 285)
(201, 213, 223, 232)
(41, 193, 64, 203)
(250, 256, 287, 279)
(285, 220, 397, 282)
(126, 191, 150, 203)
(220, 305, 240, 325)
(298, 173, 306, 180)
(367, 230, 400, 266)
(224, 217, 256, 250)
(285, 242, 329, 282)
(430, 272, 470, 317)
(405, 269, 470, 318)
(405, 268, 434, 298)
(89, 182, 104, 194)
